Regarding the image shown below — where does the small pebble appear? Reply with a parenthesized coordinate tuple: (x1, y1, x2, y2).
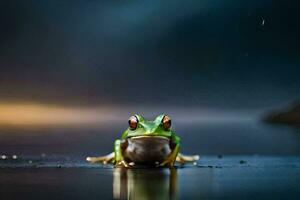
(239, 160, 247, 164)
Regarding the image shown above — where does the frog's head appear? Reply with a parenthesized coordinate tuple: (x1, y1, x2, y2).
(123, 114, 173, 139)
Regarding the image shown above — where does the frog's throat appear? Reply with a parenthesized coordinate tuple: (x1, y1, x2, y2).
(124, 135, 171, 164)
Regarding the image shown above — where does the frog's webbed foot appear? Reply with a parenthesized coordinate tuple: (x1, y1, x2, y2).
(115, 160, 132, 168)
(159, 158, 176, 168)
(86, 152, 115, 165)
(159, 154, 178, 168)
(176, 153, 200, 165)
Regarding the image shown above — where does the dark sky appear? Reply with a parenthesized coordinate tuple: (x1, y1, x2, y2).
(0, 0, 299, 109)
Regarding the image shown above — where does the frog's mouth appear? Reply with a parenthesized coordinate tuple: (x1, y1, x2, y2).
(129, 135, 169, 141)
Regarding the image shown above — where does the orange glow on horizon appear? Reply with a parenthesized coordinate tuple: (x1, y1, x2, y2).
(0, 102, 254, 128)
(0, 103, 117, 127)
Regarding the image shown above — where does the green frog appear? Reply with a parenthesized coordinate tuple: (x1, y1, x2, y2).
(86, 114, 199, 167)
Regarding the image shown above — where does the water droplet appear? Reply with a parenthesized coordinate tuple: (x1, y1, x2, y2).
(261, 19, 265, 26)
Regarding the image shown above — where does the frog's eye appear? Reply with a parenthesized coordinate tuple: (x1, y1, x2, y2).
(128, 115, 138, 130)
(162, 115, 171, 130)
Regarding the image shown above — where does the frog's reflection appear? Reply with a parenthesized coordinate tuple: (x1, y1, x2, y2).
(113, 168, 178, 200)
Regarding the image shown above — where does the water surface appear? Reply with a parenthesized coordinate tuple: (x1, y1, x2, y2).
(1, 121, 300, 199)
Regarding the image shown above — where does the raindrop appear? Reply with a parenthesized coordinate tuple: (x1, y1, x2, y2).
(261, 18, 265, 26)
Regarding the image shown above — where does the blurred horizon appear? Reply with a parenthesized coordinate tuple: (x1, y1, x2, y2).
(0, 101, 260, 129)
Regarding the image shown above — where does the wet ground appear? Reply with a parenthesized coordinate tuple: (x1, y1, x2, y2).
(0, 156, 299, 200)
(0, 121, 300, 199)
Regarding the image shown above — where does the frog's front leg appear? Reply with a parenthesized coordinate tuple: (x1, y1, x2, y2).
(114, 139, 131, 168)
(86, 152, 115, 164)
(160, 136, 180, 168)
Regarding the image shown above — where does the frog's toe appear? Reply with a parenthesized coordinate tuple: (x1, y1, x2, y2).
(159, 159, 175, 167)
(128, 162, 135, 167)
(193, 155, 200, 161)
(86, 157, 97, 163)
(115, 160, 131, 168)
(159, 162, 175, 168)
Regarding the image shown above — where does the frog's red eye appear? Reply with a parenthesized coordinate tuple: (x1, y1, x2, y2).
(128, 116, 138, 130)
(162, 115, 171, 130)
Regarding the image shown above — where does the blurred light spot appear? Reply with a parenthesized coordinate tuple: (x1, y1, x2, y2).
(261, 18, 265, 26)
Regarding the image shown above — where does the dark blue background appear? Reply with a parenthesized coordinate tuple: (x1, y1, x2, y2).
(0, 0, 299, 109)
